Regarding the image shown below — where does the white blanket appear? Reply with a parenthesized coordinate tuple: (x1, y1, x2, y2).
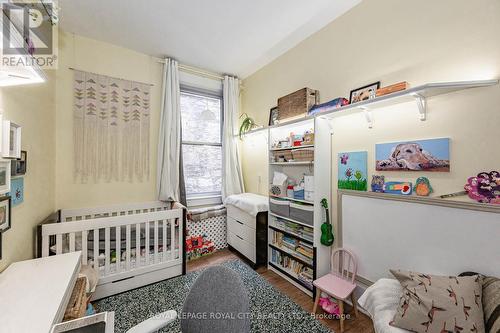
(358, 278, 410, 333)
(224, 193, 269, 217)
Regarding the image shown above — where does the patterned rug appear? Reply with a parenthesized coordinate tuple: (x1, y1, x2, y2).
(94, 259, 331, 333)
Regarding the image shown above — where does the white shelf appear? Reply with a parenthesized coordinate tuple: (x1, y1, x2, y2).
(269, 212, 315, 229)
(269, 195, 314, 205)
(270, 161, 314, 166)
(270, 144, 314, 151)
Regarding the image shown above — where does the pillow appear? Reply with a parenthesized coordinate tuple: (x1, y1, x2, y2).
(390, 270, 485, 333)
(482, 276, 500, 333)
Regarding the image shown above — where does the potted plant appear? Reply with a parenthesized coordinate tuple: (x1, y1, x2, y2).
(239, 113, 260, 139)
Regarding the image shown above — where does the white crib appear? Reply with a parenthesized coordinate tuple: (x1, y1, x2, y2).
(41, 201, 185, 300)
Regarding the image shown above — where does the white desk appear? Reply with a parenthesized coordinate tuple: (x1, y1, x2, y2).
(0, 252, 82, 333)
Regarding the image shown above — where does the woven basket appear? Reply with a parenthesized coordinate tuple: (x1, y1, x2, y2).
(291, 148, 314, 162)
(273, 150, 293, 162)
(63, 277, 87, 321)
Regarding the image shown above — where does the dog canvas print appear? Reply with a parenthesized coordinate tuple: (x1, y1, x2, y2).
(376, 138, 450, 172)
(338, 151, 368, 191)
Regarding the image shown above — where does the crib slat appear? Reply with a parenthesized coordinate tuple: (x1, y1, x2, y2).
(42, 235, 49, 257)
(170, 219, 175, 260)
(56, 234, 63, 254)
(115, 226, 121, 273)
(126, 224, 131, 270)
(104, 227, 110, 275)
(82, 231, 88, 265)
(69, 232, 76, 252)
(135, 223, 141, 268)
(154, 220, 159, 264)
(162, 220, 167, 262)
(94, 229, 99, 270)
(145, 221, 150, 265)
(178, 218, 182, 260)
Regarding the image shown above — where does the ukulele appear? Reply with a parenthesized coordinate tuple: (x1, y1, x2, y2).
(320, 198, 334, 246)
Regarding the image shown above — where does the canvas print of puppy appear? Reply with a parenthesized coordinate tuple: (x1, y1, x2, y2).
(376, 138, 450, 172)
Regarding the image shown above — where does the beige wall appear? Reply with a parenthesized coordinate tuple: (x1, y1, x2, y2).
(0, 73, 56, 271)
(55, 31, 164, 209)
(241, 0, 500, 194)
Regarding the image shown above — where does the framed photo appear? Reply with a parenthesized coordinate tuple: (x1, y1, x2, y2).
(9, 177, 23, 207)
(0, 160, 10, 195)
(2, 120, 22, 159)
(269, 106, 279, 126)
(0, 196, 11, 232)
(349, 81, 380, 104)
(11, 150, 27, 176)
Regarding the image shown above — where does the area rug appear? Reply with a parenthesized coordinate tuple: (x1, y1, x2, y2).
(94, 259, 331, 333)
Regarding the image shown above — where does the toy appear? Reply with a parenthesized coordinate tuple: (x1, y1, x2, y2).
(320, 198, 334, 246)
(308, 98, 349, 116)
(371, 175, 385, 193)
(319, 297, 340, 315)
(414, 177, 433, 196)
(464, 171, 500, 204)
(384, 182, 412, 195)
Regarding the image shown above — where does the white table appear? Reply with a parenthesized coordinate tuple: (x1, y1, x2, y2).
(0, 252, 82, 333)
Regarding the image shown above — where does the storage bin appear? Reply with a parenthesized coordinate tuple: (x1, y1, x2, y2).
(289, 202, 314, 226)
(294, 189, 305, 200)
(291, 148, 314, 162)
(272, 149, 292, 162)
(270, 198, 290, 217)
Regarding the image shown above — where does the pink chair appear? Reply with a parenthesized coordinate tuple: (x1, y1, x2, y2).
(312, 248, 358, 332)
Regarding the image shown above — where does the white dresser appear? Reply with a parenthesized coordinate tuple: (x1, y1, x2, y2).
(0, 252, 81, 333)
(227, 204, 268, 266)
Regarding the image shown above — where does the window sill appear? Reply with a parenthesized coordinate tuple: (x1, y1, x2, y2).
(187, 195, 222, 208)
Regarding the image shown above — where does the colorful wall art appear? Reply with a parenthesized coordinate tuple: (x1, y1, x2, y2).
(338, 151, 367, 191)
(9, 177, 24, 207)
(376, 138, 450, 172)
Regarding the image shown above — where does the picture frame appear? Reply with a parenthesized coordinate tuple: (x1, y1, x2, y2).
(2, 120, 22, 159)
(11, 150, 27, 176)
(349, 81, 380, 104)
(9, 177, 23, 207)
(0, 196, 11, 232)
(269, 106, 279, 126)
(0, 160, 10, 195)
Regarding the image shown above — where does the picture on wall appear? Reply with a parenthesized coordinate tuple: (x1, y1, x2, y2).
(0, 196, 11, 232)
(376, 138, 450, 172)
(2, 121, 22, 159)
(269, 106, 279, 126)
(11, 150, 27, 176)
(9, 177, 23, 207)
(338, 151, 368, 191)
(0, 160, 11, 195)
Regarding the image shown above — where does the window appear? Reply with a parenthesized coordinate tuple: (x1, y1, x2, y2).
(181, 89, 223, 201)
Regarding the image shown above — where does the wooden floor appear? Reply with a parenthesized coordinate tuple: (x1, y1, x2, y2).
(187, 248, 375, 333)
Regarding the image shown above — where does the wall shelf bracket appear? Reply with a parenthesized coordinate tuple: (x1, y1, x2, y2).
(412, 93, 427, 121)
(361, 106, 373, 129)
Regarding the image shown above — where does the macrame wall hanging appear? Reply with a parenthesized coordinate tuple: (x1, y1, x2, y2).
(73, 70, 151, 183)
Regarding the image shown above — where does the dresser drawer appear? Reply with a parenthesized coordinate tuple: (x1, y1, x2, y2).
(227, 231, 256, 263)
(226, 205, 256, 230)
(227, 216, 255, 245)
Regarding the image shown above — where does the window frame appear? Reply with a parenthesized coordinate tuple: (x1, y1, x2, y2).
(180, 85, 224, 206)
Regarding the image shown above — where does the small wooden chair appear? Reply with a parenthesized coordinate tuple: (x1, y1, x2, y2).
(312, 248, 358, 333)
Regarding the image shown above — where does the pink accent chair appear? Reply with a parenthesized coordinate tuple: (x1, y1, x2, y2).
(312, 248, 358, 332)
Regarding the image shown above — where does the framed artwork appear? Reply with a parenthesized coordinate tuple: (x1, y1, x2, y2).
(0, 196, 11, 232)
(11, 150, 27, 176)
(376, 138, 450, 172)
(0, 160, 11, 195)
(269, 106, 279, 126)
(349, 81, 380, 104)
(338, 151, 368, 191)
(2, 120, 22, 159)
(9, 177, 23, 207)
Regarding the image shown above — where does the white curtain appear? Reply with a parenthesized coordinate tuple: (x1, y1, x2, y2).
(157, 58, 181, 202)
(222, 76, 245, 200)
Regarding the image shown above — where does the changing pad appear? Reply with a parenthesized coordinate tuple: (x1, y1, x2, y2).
(224, 193, 269, 217)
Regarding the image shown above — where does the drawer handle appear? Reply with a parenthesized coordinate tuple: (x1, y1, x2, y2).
(236, 235, 244, 240)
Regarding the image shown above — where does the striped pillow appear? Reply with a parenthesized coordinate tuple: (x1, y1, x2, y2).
(483, 276, 500, 333)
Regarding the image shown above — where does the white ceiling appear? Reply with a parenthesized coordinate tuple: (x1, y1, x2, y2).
(59, 0, 360, 78)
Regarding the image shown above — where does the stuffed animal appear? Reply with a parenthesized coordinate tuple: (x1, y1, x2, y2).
(414, 177, 433, 196)
(319, 297, 340, 315)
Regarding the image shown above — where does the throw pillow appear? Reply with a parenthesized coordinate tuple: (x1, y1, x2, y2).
(390, 270, 485, 333)
(482, 276, 500, 333)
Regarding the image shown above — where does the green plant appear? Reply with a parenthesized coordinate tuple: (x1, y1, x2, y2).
(239, 113, 258, 139)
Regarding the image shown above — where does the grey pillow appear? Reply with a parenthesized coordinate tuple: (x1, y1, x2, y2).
(181, 266, 250, 333)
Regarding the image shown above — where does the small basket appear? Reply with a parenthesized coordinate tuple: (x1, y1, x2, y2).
(291, 148, 314, 162)
(272, 150, 293, 162)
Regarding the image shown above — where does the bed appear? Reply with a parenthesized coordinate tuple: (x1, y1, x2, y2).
(40, 201, 186, 300)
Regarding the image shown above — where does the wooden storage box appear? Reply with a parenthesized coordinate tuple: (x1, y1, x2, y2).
(376, 82, 409, 97)
(277, 88, 319, 122)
